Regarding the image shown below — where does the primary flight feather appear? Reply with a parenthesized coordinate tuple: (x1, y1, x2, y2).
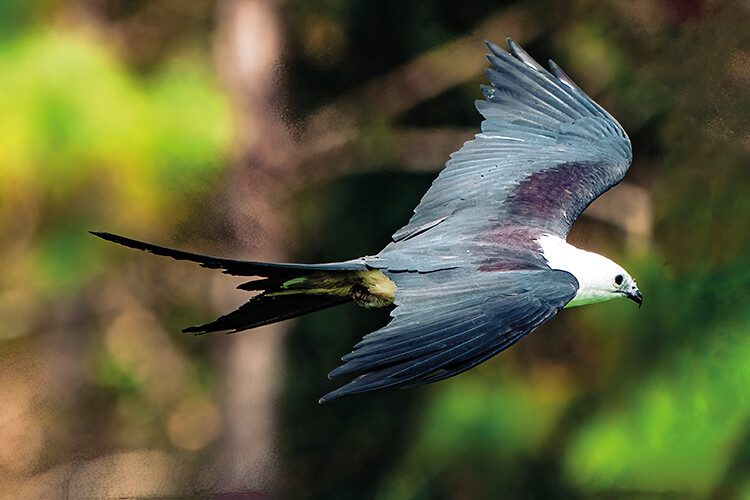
(92, 39, 642, 403)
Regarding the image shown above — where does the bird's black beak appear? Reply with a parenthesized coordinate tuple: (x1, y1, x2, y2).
(627, 289, 643, 308)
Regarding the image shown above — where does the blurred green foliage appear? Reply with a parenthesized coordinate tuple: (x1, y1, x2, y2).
(0, 28, 230, 297)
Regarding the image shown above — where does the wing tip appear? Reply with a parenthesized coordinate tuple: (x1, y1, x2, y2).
(506, 38, 545, 71)
(485, 39, 503, 55)
(318, 386, 347, 404)
(318, 379, 392, 404)
(326, 365, 345, 379)
(317, 394, 333, 405)
(548, 59, 578, 90)
(486, 37, 518, 51)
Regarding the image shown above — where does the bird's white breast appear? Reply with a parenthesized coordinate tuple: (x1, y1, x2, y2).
(537, 234, 621, 307)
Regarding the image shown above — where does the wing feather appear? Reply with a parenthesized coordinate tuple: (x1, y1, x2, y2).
(320, 268, 577, 402)
(374, 39, 633, 272)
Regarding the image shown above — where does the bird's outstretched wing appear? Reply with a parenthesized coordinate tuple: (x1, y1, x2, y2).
(320, 268, 578, 402)
(380, 39, 631, 270)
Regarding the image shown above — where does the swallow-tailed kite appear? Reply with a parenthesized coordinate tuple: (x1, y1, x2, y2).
(92, 39, 642, 403)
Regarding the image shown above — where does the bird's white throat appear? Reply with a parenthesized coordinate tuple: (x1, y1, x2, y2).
(537, 234, 625, 308)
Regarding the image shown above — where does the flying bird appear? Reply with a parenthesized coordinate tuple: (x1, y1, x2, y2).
(92, 39, 642, 403)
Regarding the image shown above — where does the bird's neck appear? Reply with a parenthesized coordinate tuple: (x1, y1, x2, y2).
(536, 234, 617, 308)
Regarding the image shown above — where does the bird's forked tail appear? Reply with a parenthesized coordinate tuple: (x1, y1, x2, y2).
(90, 232, 394, 334)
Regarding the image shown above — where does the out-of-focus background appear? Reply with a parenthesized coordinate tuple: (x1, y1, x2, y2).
(1, 0, 749, 498)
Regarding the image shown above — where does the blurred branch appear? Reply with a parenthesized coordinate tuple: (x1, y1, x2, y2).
(585, 181, 652, 250)
(307, 5, 539, 132)
(298, 126, 475, 180)
(297, 5, 540, 168)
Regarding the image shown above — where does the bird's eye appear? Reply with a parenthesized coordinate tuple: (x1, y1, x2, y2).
(614, 274, 624, 286)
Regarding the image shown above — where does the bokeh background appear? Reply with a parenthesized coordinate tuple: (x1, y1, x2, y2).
(1, 0, 749, 498)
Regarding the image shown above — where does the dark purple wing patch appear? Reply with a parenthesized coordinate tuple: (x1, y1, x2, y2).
(507, 161, 617, 236)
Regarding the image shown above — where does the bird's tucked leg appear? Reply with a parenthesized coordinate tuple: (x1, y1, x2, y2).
(265, 270, 395, 308)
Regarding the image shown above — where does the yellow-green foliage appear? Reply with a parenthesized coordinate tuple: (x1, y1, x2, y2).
(0, 30, 231, 296)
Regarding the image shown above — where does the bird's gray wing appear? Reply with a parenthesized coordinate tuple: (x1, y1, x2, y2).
(383, 39, 631, 267)
(319, 268, 578, 403)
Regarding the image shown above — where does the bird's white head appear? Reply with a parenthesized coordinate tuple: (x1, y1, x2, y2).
(537, 234, 642, 308)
